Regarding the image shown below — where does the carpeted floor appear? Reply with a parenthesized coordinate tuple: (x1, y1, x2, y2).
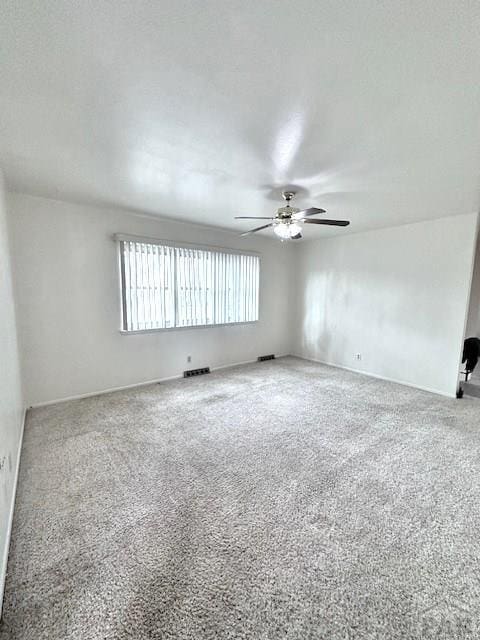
(2, 356, 480, 639)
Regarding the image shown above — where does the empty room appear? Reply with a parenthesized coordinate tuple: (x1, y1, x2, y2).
(1, 2, 480, 638)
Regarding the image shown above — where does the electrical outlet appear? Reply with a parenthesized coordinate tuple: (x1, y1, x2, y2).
(187, 355, 191, 363)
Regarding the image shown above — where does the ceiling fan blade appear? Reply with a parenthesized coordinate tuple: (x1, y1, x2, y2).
(234, 216, 274, 219)
(294, 207, 326, 218)
(240, 223, 274, 236)
(304, 219, 350, 227)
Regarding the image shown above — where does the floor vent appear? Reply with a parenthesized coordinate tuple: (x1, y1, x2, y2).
(183, 367, 210, 378)
(258, 354, 275, 362)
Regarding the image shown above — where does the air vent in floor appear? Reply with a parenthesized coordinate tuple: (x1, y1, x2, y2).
(257, 354, 275, 362)
(183, 367, 211, 378)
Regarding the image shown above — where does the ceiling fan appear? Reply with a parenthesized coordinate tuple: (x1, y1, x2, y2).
(235, 191, 350, 240)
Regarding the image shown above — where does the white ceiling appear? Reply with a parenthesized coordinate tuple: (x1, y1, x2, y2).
(1, 1, 480, 236)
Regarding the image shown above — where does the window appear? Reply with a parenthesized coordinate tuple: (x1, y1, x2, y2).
(118, 238, 260, 332)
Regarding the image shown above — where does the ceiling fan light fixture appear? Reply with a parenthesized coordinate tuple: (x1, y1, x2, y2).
(273, 223, 291, 239)
(273, 221, 302, 240)
(289, 222, 302, 237)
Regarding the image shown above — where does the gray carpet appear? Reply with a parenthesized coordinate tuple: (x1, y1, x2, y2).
(2, 356, 480, 639)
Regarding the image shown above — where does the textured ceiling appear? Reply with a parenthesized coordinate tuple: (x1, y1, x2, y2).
(1, 1, 480, 236)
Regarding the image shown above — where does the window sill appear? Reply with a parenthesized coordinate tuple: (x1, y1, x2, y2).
(119, 320, 259, 335)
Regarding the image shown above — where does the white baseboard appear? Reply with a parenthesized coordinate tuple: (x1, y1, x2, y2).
(30, 354, 291, 408)
(291, 353, 455, 398)
(0, 407, 26, 619)
(31, 374, 184, 407)
(212, 353, 289, 373)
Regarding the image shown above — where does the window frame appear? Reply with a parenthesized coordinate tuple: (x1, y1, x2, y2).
(115, 234, 261, 334)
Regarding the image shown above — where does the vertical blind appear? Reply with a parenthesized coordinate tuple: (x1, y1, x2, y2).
(120, 240, 259, 331)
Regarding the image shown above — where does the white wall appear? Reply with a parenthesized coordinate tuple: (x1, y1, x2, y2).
(0, 173, 24, 614)
(8, 193, 295, 406)
(293, 213, 478, 397)
(465, 233, 480, 339)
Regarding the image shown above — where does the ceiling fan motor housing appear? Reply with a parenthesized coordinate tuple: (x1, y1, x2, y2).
(278, 191, 299, 218)
(277, 205, 300, 219)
